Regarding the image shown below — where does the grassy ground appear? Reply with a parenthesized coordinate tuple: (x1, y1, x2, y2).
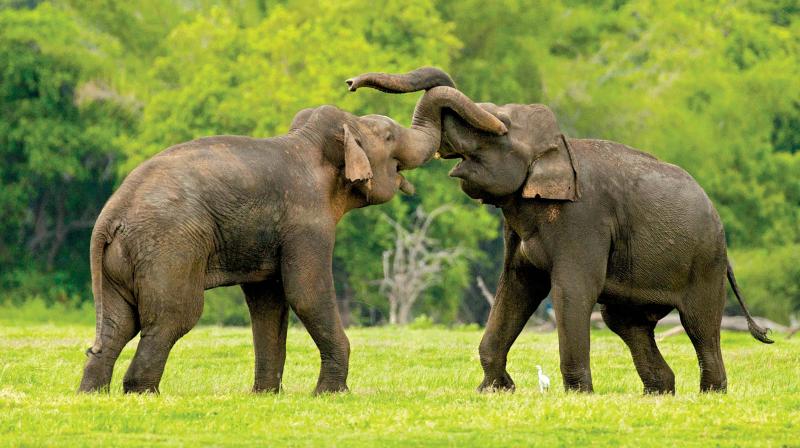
(1, 322, 797, 447)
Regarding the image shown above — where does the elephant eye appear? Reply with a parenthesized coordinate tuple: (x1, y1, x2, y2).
(385, 133, 393, 142)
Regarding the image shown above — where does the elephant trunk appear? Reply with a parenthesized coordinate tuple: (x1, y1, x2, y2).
(347, 67, 506, 169)
(346, 66, 455, 93)
(400, 86, 507, 168)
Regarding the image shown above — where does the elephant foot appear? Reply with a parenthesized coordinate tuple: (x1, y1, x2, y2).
(253, 383, 282, 394)
(253, 374, 283, 394)
(78, 351, 114, 393)
(78, 373, 111, 394)
(313, 380, 349, 395)
(123, 386, 159, 394)
(643, 373, 675, 395)
(562, 367, 593, 393)
(644, 386, 675, 395)
(700, 380, 727, 393)
(122, 378, 160, 394)
(563, 382, 593, 393)
(77, 380, 110, 394)
(477, 372, 516, 393)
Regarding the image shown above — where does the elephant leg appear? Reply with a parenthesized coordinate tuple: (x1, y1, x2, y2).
(601, 304, 675, 394)
(478, 267, 549, 392)
(79, 283, 139, 393)
(281, 233, 349, 395)
(550, 268, 604, 393)
(123, 264, 204, 394)
(679, 279, 727, 392)
(242, 279, 289, 393)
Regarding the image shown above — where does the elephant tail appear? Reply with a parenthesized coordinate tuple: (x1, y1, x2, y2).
(87, 217, 120, 355)
(727, 260, 773, 344)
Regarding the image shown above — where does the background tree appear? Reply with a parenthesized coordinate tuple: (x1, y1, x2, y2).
(0, 0, 797, 325)
(0, 4, 134, 304)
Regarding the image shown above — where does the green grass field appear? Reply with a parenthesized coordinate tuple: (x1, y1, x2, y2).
(1, 322, 798, 447)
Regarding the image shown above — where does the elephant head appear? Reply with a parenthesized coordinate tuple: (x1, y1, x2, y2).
(286, 100, 500, 206)
(346, 67, 578, 205)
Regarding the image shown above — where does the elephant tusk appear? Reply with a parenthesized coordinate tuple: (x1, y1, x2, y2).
(397, 174, 415, 195)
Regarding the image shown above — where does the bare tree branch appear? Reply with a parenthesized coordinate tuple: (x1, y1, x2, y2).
(476, 276, 495, 307)
(378, 206, 463, 325)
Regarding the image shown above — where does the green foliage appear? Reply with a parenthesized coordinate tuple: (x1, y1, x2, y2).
(437, 0, 556, 104)
(124, 0, 460, 171)
(0, 4, 135, 303)
(1, 323, 798, 445)
(729, 245, 800, 323)
(0, 295, 94, 325)
(0, 0, 798, 325)
(534, 0, 800, 249)
(407, 313, 438, 329)
(199, 287, 251, 327)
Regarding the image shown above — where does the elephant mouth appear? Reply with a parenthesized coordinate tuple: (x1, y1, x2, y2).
(436, 150, 461, 160)
(437, 130, 468, 164)
(440, 151, 472, 179)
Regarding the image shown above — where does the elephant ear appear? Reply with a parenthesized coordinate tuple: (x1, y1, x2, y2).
(520, 106, 579, 201)
(342, 123, 373, 189)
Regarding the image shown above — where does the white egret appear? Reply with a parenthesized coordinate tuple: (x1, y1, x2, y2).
(536, 365, 550, 393)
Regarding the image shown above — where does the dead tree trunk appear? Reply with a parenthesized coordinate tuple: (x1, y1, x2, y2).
(476, 276, 495, 307)
(379, 206, 463, 325)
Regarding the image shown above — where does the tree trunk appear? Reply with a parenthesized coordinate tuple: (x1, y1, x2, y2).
(398, 301, 414, 325)
(389, 297, 399, 325)
(46, 193, 67, 270)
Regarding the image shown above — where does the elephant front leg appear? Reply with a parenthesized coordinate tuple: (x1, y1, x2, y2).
(281, 232, 350, 395)
(478, 265, 548, 392)
(550, 279, 599, 393)
(243, 279, 289, 393)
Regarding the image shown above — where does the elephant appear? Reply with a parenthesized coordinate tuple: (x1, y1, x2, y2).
(79, 91, 506, 395)
(347, 67, 772, 394)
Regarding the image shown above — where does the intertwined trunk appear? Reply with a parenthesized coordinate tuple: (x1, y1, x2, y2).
(347, 67, 507, 170)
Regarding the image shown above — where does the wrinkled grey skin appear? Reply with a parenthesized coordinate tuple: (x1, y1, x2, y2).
(79, 94, 505, 395)
(348, 67, 772, 394)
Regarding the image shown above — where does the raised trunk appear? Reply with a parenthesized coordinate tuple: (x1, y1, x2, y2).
(347, 67, 506, 169)
(346, 67, 456, 93)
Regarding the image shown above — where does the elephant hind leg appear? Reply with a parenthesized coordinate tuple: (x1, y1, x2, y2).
(601, 303, 675, 394)
(680, 311, 726, 392)
(243, 279, 289, 393)
(678, 284, 727, 392)
(123, 265, 205, 394)
(79, 283, 140, 393)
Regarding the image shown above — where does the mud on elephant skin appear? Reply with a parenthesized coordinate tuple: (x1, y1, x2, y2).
(348, 66, 772, 395)
(79, 91, 503, 395)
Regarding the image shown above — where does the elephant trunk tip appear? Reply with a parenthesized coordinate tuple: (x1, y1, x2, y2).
(345, 78, 356, 92)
